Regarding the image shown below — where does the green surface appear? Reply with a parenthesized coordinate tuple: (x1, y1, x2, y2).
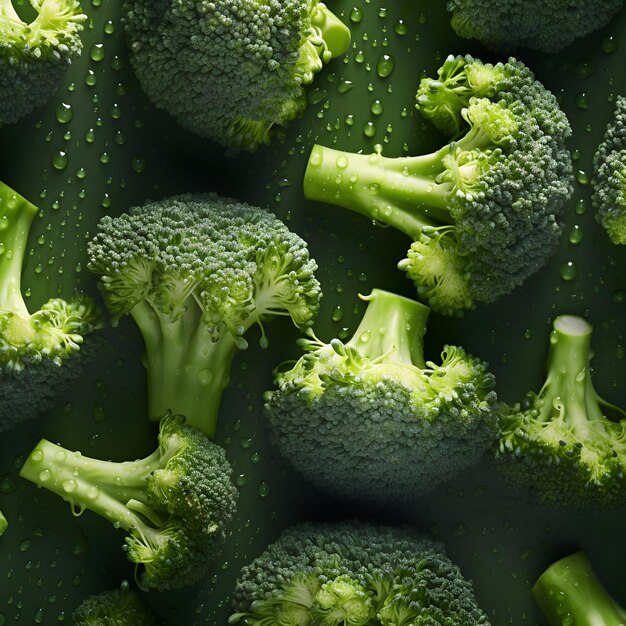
(1, 0, 626, 624)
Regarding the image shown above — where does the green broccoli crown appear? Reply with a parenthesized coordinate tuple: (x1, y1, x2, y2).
(73, 585, 159, 625)
(88, 192, 321, 437)
(265, 289, 498, 504)
(304, 56, 572, 316)
(229, 521, 491, 626)
(122, 0, 350, 151)
(446, 0, 624, 53)
(496, 315, 626, 510)
(533, 552, 626, 626)
(592, 96, 626, 245)
(0, 180, 101, 430)
(19, 412, 238, 590)
(0, 0, 86, 125)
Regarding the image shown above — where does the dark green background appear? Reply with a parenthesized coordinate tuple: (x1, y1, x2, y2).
(1, 0, 626, 623)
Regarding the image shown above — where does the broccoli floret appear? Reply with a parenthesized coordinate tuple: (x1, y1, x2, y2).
(0, 510, 6, 535)
(265, 289, 498, 504)
(122, 0, 351, 151)
(229, 521, 491, 626)
(304, 55, 572, 316)
(87, 192, 321, 438)
(446, 0, 624, 53)
(0, 180, 101, 431)
(74, 583, 159, 625)
(592, 96, 626, 245)
(533, 552, 626, 626)
(496, 315, 626, 509)
(19, 412, 238, 590)
(0, 0, 86, 125)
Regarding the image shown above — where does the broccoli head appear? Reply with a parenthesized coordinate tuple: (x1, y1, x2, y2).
(20, 412, 238, 590)
(592, 95, 626, 245)
(496, 315, 626, 509)
(0, 0, 86, 125)
(0, 180, 101, 431)
(446, 0, 624, 53)
(304, 55, 572, 315)
(88, 192, 321, 438)
(122, 0, 351, 151)
(533, 552, 626, 626)
(229, 521, 491, 626)
(74, 584, 159, 625)
(265, 289, 498, 504)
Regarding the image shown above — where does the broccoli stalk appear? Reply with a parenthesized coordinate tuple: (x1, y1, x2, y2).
(19, 413, 238, 590)
(532, 552, 626, 626)
(0, 510, 7, 536)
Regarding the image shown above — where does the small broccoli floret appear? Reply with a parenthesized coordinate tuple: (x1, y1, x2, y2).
(0, 181, 101, 431)
(496, 315, 626, 509)
(533, 552, 626, 626)
(122, 0, 351, 151)
(265, 289, 498, 504)
(20, 412, 238, 590)
(88, 193, 321, 438)
(0, 510, 7, 536)
(304, 55, 572, 316)
(229, 521, 491, 626)
(0, 0, 86, 125)
(446, 0, 624, 53)
(73, 583, 159, 625)
(592, 96, 626, 245)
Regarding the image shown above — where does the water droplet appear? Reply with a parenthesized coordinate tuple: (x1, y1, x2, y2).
(576, 170, 589, 185)
(363, 121, 376, 137)
(602, 35, 618, 53)
(90, 43, 105, 62)
(560, 261, 578, 281)
(394, 20, 408, 35)
(110, 103, 122, 119)
(612, 290, 626, 303)
(345, 114, 354, 126)
(258, 481, 270, 498)
(104, 19, 115, 35)
(331, 305, 344, 322)
(198, 370, 213, 385)
(575, 198, 587, 214)
(523, 329, 532, 340)
(337, 80, 354, 94)
(52, 151, 68, 170)
(55, 103, 73, 124)
(62, 479, 78, 493)
(376, 54, 394, 77)
(131, 156, 146, 173)
(240, 438, 252, 450)
(235, 474, 248, 487)
(349, 6, 363, 22)
(575, 92, 589, 109)
(576, 61, 595, 79)
(93, 403, 107, 422)
(85, 70, 97, 86)
(452, 523, 468, 537)
(19, 539, 31, 552)
(568, 224, 583, 244)
(355, 50, 365, 63)
(370, 99, 383, 115)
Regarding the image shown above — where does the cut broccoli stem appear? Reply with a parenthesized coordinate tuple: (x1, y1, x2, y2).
(532, 552, 626, 626)
(347, 289, 429, 367)
(0, 181, 38, 319)
(0, 0, 21, 23)
(311, 3, 352, 59)
(304, 145, 453, 239)
(0, 510, 7, 536)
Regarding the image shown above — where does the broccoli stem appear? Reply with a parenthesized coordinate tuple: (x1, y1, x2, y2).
(131, 300, 239, 438)
(304, 145, 452, 240)
(311, 3, 351, 59)
(0, 181, 38, 319)
(347, 289, 429, 368)
(0, 509, 7, 536)
(0, 0, 21, 23)
(532, 552, 626, 626)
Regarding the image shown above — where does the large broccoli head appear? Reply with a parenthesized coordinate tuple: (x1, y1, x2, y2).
(265, 289, 498, 504)
(304, 55, 573, 316)
(229, 521, 491, 625)
(0, 180, 101, 431)
(88, 192, 321, 437)
(446, 0, 624, 53)
(0, 0, 86, 125)
(122, 0, 351, 151)
(20, 412, 238, 590)
(73, 585, 159, 625)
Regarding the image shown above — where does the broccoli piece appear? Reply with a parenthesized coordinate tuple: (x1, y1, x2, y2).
(446, 0, 623, 53)
(304, 55, 572, 316)
(122, 0, 351, 151)
(496, 315, 626, 509)
(74, 584, 159, 625)
(229, 521, 491, 626)
(0, 0, 86, 125)
(265, 289, 498, 504)
(0, 180, 101, 431)
(19, 412, 238, 590)
(87, 192, 321, 438)
(592, 95, 626, 245)
(0, 510, 7, 536)
(533, 552, 626, 626)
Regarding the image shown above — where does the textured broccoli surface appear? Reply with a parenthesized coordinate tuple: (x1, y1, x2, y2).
(0, 180, 101, 431)
(88, 192, 321, 438)
(304, 55, 572, 316)
(122, 0, 351, 151)
(592, 95, 626, 245)
(229, 521, 490, 626)
(20, 413, 238, 590)
(0, 0, 86, 125)
(533, 552, 626, 626)
(74, 584, 159, 625)
(446, 0, 623, 53)
(496, 315, 626, 509)
(265, 289, 498, 504)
